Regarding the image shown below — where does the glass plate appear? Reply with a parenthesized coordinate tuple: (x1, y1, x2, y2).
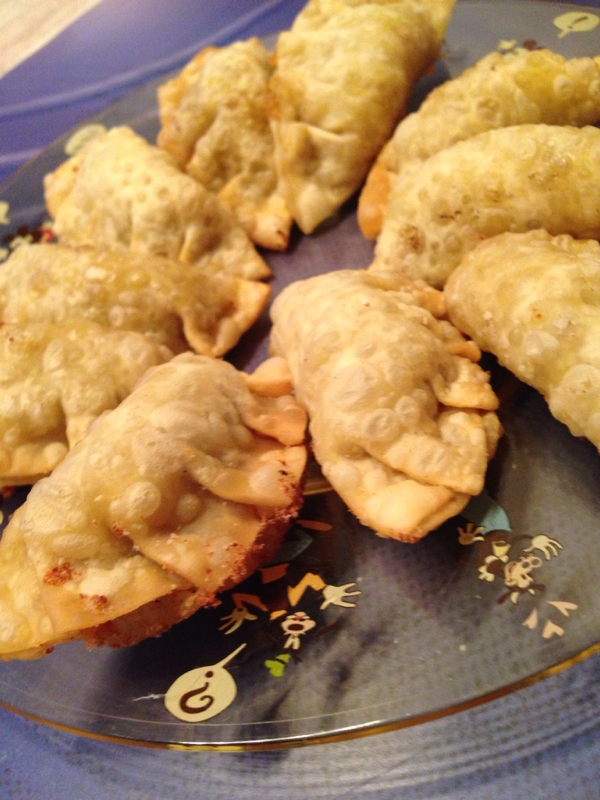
(1, 0, 600, 750)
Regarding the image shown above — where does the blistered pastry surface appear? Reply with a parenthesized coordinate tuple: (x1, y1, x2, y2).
(0, 243, 269, 357)
(158, 39, 292, 251)
(270, 269, 499, 542)
(267, 0, 452, 233)
(0, 354, 307, 659)
(446, 229, 600, 448)
(0, 321, 172, 486)
(358, 49, 600, 238)
(44, 126, 270, 280)
(372, 124, 600, 288)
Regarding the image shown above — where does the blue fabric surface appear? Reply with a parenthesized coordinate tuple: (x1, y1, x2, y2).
(1, 652, 600, 799)
(0, 0, 305, 184)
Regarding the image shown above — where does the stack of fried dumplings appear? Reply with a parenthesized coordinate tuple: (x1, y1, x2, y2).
(0, 0, 460, 659)
(5, 1, 600, 661)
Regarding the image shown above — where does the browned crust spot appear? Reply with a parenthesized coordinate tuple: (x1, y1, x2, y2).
(43, 562, 77, 586)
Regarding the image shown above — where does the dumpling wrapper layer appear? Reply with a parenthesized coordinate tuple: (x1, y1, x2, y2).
(270, 269, 500, 543)
(446, 229, 600, 449)
(267, 0, 455, 234)
(158, 38, 292, 251)
(0, 354, 308, 660)
(0, 321, 172, 486)
(359, 49, 600, 238)
(0, 243, 270, 357)
(372, 124, 600, 288)
(44, 126, 270, 280)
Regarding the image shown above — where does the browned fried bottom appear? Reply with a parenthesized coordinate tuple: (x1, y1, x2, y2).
(82, 491, 303, 650)
(82, 587, 214, 649)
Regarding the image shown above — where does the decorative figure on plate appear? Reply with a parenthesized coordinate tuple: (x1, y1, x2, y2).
(164, 643, 246, 722)
(281, 611, 316, 650)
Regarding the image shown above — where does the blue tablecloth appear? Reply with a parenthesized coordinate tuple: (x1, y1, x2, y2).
(0, 0, 305, 184)
(1, 654, 600, 799)
(1, 2, 599, 798)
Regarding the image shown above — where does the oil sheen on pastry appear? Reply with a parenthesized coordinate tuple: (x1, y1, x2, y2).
(0, 243, 270, 357)
(358, 49, 600, 238)
(0, 321, 172, 486)
(372, 124, 600, 288)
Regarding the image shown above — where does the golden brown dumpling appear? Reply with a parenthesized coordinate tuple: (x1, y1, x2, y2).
(0, 243, 270, 357)
(44, 126, 270, 280)
(157, 38, 292, 251)
(0, 354, 308, 660)
(446, 229, 600, 449)
(359, 49, 600, 238)
(371, 124, 600, 288)
(270, 269, 500, 543)
(267, 0, 455, 234)
(0, 321, 172, 486)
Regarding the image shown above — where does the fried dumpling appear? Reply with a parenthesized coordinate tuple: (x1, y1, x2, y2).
(0, 243, 269, 357)
(270, 269, 500, 543)
(0, 321, 172, 486)
(359, 49, 600, 238)
(371, 124, 600, 288)
(446, 229, 600, 449)
(44, 126, 270, 280)
(0, 354, 308, 660)
(267, 0, 455, 234)
(157, 38, 292, 251)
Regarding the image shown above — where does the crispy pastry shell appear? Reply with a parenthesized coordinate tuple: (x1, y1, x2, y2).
(0, 321, 172, 486)
(267, 0, 454, 234)
(372, 124, 600, 288)
(44, 126, 270, 280)
(0, 243, 269, 357)
(0, 354, 308, 660)
(158, 38, 292, 251)
(270, 269, 500, 543)
(359, 49, 600, 238)
(446, 229, 600, 449)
